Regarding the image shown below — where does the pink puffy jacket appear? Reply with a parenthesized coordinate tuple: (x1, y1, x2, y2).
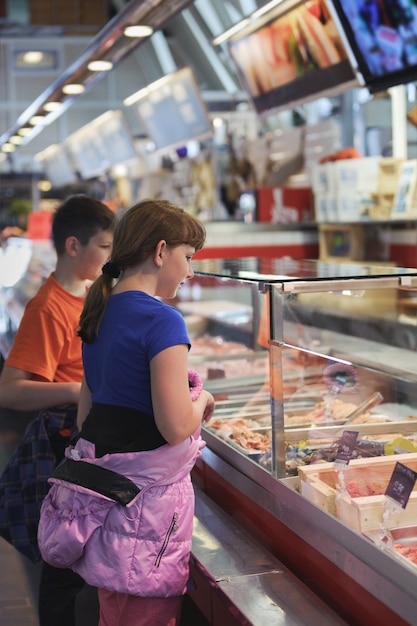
(38, 432, 205, 597)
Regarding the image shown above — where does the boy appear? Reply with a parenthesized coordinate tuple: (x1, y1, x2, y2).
(0, 194, 115, 626)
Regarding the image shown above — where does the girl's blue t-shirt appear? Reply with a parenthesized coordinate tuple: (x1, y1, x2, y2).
(82, 291, 190, 415)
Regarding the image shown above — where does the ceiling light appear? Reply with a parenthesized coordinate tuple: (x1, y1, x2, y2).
(212, 117, 224, 127)
(87, 60, 113, 72)
(9, 135, 23, 145)
(18, 127, 33, 136)
(62, 84, 85, 95)
(1, 143, 15, 153)
(38, 179, 52, 192)
(22, 51, 44, 64)
(29, 115, 46, 126)
(44, 101, 62, 112)
(124, 25, 153, 38)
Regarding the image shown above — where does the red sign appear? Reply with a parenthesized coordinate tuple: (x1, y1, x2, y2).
(257, 187, 313, 223)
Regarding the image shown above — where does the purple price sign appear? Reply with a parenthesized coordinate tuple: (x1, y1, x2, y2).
(335, 430, 359, 466)
(385, 462, 417, 509)
(323, 363, 358, 391)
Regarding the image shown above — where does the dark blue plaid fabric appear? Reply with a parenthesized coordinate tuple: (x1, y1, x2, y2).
(0, 404, 78, 562)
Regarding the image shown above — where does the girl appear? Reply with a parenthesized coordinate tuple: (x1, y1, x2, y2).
(38, 199, 215, 626)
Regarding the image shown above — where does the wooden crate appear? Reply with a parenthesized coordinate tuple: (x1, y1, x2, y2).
(298, 453, 417, 532)
(318, 223, 365, 262)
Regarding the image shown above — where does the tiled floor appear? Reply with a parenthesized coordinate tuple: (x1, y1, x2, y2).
(0, 407, 209, 626)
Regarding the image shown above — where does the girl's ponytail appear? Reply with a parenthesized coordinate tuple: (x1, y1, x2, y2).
(77, 272, 114, 343)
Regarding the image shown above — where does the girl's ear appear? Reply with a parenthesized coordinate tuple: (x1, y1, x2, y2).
(154, 239, 167, 268)
(65, 236, 80, 257)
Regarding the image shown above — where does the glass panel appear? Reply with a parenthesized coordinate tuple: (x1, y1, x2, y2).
(174, 274, 273, 469)
(194, 257, 417, 282)
(172, 260, 417, 482)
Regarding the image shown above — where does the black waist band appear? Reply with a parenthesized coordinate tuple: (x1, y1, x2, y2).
(79, 403, 167, 456)
(52, 458, 140, 506)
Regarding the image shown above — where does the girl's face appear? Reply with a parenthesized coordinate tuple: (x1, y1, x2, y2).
(158, 243, 195, 299)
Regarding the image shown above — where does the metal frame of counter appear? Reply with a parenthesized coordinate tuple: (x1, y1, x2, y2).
(192, 438, 416, 626)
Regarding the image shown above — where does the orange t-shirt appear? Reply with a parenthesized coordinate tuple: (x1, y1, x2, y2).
(6, 274, 84, 383)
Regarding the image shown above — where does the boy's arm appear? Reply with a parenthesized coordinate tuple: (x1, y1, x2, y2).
(77, 375, 92, 430)
(0, 365, 81, 412)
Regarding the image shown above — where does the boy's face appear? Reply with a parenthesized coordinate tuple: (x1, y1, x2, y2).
(77, 229, 113, 281)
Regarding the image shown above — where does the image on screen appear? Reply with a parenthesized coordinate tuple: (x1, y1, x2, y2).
(329, 0, 417, 92)
(228, 0, 358, 115)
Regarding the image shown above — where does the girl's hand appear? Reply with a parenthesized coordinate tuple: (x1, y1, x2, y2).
(201, 390, 215, 424)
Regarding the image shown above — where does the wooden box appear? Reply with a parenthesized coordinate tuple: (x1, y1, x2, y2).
(318, 223, 365, 262)
(298, 453, 417, 533)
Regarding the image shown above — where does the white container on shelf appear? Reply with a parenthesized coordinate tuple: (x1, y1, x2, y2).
(334, 157, 380, 193)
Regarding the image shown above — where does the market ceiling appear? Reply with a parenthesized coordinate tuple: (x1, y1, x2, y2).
(0, 0, 199, 148)
(0, 0, 256, 156)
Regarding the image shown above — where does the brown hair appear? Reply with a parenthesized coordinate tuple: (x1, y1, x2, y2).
(52, 195, 115, 255)
(78, 199, 205, 343)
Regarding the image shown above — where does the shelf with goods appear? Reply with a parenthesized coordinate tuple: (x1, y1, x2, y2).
(175, 257, 417, 626)
(316, 219, 417, 267)
(312, 156, 417, 266)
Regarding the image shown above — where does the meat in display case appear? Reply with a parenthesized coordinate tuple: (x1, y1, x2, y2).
(179, 257, 417, 478)
(175, 257, 417, 625)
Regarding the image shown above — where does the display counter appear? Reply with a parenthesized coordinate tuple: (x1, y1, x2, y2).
(5, 240, 417, 623)
(174, 257, 417, 625)
(0, 239, 55, 359)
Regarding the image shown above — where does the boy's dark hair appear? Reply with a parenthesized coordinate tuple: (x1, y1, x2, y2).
(52, 195, 116, 255)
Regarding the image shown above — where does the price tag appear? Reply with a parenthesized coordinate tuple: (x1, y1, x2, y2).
(385, 462, 417, 509)
(335, 430, 359, 466)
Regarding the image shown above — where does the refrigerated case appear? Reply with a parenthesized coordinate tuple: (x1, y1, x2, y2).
(176, 257, 417, 625)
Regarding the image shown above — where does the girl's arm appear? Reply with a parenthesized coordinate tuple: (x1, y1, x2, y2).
(151, 344, 214, 446)
(77, 375, 92, 430)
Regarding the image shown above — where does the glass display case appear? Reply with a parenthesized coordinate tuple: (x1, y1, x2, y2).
(178, 257, 417, 478)
(175, 257, 417, 625)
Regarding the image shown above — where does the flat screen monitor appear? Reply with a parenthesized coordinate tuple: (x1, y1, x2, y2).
(133, 67, 213, 151)
(35, 144, 77, 188)
(228, 0, 359, 115)
(65, 110, 137, 180)
(328, 0, 417, 93)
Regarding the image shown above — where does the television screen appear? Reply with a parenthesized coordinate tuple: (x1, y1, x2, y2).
(133, 67, 213, 151)
(328, 0, 417, 93)
(65, 110, 137, 180)
(228, 0, 359, 115)
(35, 144, 77, 187)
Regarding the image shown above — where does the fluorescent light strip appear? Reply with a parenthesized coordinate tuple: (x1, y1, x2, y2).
(212, 18, 249, 45)
(212, 0, 287, 45)
(124, 75, 169, 106)
(252, 0, 286, 19)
